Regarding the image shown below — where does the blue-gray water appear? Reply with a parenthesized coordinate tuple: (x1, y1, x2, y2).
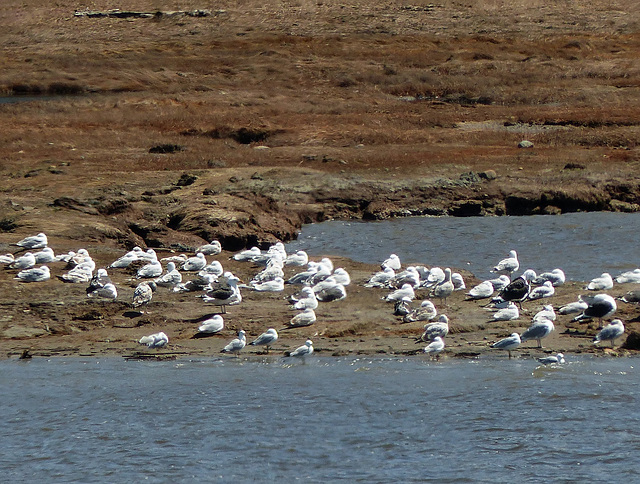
(286, 212, 640, 281)
(2, 356, 639, 483)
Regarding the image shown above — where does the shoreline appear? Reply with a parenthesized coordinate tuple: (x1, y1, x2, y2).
(1, 247, 638, 361)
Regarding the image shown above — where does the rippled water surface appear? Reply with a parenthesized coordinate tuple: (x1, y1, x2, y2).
(286, 212, 640, 281)
(2, 357, 639, 483)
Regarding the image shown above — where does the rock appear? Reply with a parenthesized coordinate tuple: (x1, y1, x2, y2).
(478, 170, 497, 180)
(610, 199, 640, 213)
(621, 331, 640, 350)
(518, 140, 534, 148)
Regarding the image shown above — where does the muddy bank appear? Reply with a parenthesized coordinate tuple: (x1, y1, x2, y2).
(0, 246, 638, 360)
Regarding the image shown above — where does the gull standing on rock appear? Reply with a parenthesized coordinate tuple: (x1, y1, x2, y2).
(431, 268, 454, 305)
(572, 294, 617, 323)
(288, 339, 314, 358)
(249, 328, 278, 353)
(520, 319, 555, 348)
(221, 330, 246, 356)
(424, 336, 445, 359)
(491, 250, 519, 276)
(202, 273, 242, 313)
(491, 333, 521, 359)
(420, 315, 449, 342)
(593, 319, 625, 348)
(132, 281, 155, 311)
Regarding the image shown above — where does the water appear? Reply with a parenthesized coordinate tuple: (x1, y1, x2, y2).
(286, 212, 640, 281)
(1, 357, 639, 483)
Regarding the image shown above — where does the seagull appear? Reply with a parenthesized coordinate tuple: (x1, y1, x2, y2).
(491, 250, 519, 275)
(288, 339, 314, 358)
(86, 268, 112, 295)
(424, 336, 445, 358)
(33, 247, 55, 264)
(465, 280, 494, 300)
(593, 319, 625, 348)
(221, 330, 246, 356)
(487, 275, 511, 292)
(491, 333, 521, 358)
(393, 297, 412, 317)
(199, 260, 224, 278)
(420, 315, 449, 342)
(451, 272, 466, 290)
(315, 283, 346, 302)
(284, 250, 309, 267)
(527, 281, 555, 301)
(384, 283, 415, 303)
(332, 268, 351, 286)
(290, 287, 319, 310)
(202, 273, 242, 313)
(193, 314, 225, 337)
(403, 300, 437, 323)
(532, 268, 566, 287)
(15, 265, 50, 282)
(430, 267, 454, 305)
(618, 290, 640, 304)
(108, 247, 143, 268)
(572, 294, 617, 323)
(423, 267, 445, 288)
(249, 328, 278, 353)
(392, 266, 421, 288)
(287, 308, 317, 328)
(196, 240, 222, 256)
(365, 267, 396, 288)
(13, 232, 48, 250)
(557, 298, 588, 315)
(0, 253, 15, 264)
(136, 260, 163, 279)
(615, 269, 640, 284)
(59, 263, 93, 283)
(154, 262, 182, 288)
(495, 269, 536, 307)
(232, 246, 262, 262)
(132, 281, 155, 310)
(87, 282, 118, 300)
(488, 302, 519, 322)
(9, 252, 36, 270)
(139, 331, 168, 348)
(182, 253, 207, 272)
(249, 277, 285, 292)
(537, 353, 565, 365)
(381, 253, 401, 271)
(586, 273, 614, 291)
(532, 304, 556, 322)
(520, 319, 555, 348)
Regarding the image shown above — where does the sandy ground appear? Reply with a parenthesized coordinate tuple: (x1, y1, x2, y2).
(0, 242, 638, 361)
